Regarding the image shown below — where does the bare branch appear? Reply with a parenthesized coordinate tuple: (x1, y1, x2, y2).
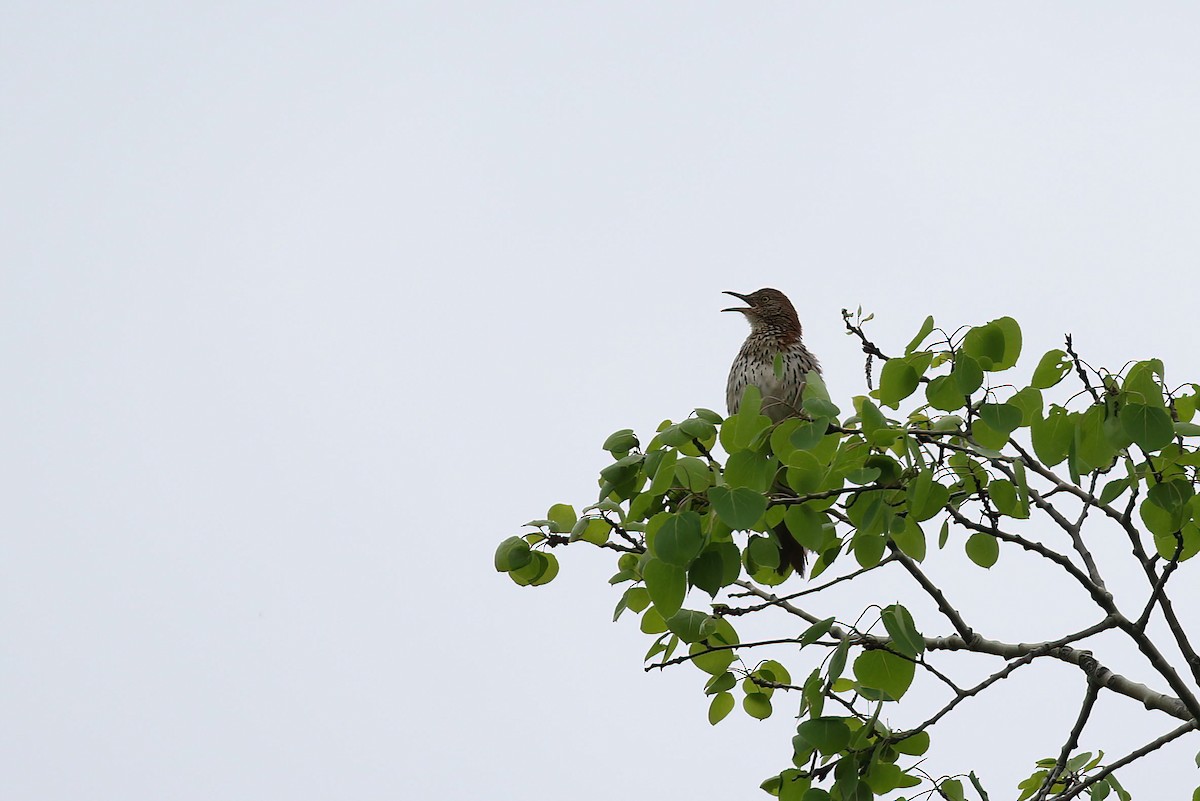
(728, 583, 1188, 722)
(1033, 679, 1101, 801)
(722, 555, 897, 615)
(889, 544, 976, 644)
(1064, 334, 1102, 404)
(898, 619, 1121, 740)
(1135, 540, 1183, 634)
(944, 505, 1111, 609)
(1008, 439, 1200, 686)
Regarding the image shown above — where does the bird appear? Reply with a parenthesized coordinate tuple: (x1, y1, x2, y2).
(723, 288, 822, 575)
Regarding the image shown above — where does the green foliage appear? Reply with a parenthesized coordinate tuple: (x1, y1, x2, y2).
(499, 312, 1200, 800)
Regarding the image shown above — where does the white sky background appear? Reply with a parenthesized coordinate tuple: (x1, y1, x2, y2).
(3, 2, 1200, 799)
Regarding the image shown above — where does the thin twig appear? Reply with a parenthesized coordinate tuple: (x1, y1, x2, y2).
(944, 506, 1111, 609)
(722, 556, 896, 614)
(896, 619, 1120, 740)
(889, 544, 976, 644)
(1065, 334, 1101, 404)
(1033, 679, 1101, 801)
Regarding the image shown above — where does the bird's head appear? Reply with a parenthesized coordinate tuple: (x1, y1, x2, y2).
(722, 288, 803, 337)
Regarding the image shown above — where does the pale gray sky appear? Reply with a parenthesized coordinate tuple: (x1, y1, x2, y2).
(3, 3, 1200, 799)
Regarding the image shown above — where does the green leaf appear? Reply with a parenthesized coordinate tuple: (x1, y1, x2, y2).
(1075, 405, 1117, 473)
(1176, 422, 1200, 437)
(979, 403, 1022, 436)
(650, 511, 705, 566)
(990, 316, 1023, 370)
(748, 534, 782, 571)
(570, 517, 610, 544)
(1099, 477, 1130, 505)
(799, 617, 836, 646)
(853, 533, 886, 568)
(647, 448, 679, 495)
(892, 516, 927, 561)
(906, 470, 950, 521)
(853, 649, 916, 699)
(1120, 402, 1175, 452)
(784, 450, 825, 494)
(878, 359, 920, 408)
(791, 419, 831, 451)
(1008, 387, 1044, 426)
(940, 778, 966, 801)
(1147, 479, 1193, 520)
(724, 450, 775, 492)
(1124, 360, 1166, 406)
(758, 659, 792, 686)
(827, 637, 850, 683)
(547, 503, 578, 532)
(689, 542, 742, 596)
(953, 354, 985, 395)
(708, 692, 735, 725)
(795, 717, 851, 756)
(743, 693, 772, 720)
(665, 609, 708, 643)
(602, 429, 639, 455)
(905, 316, 935, 354)
(494, 536, 532, 572)
(613, 586, 650, 621)
(971, 417, 1009, 451)
(893, 730, 930, 755)
(509, 551, 558, 586)
(643, 558, 687, 617)
(639, 606, 667, 635)
(962, 318, 1021, 371)
(674, 457, 713, 492)
(1032, 349, 1071, 388)
(1153, 523, 1200, 562)
(709, 486, 768, 530)
(778, 772, 812, 801)
(968, 771, 991, 801)
(961, 324, 1004, 369)
(926, 375, 967, 411)
(705, 671, 736, 695)
(881, 604, 925, 657)
(1032, 406, 1075, 466)
(965, 532, 1000, 568)
(691, 618, 739, 674)
(721, 388, 772, 453)
(864, 762, 909, 795)
(989, 479, 1029, 519)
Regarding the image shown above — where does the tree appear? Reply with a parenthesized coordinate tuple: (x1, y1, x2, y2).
(494, 310, 1200, 800)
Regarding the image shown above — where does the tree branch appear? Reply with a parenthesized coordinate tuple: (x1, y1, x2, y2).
(1033, 678, 1100, 801)
(897, 619, 1121, 740)
(944, 505, 1111, 609)
(1064, 334, 1102, 405)
(721, 556, 897, 615)
(1053, 720, 1199, 800)
(1007, 439, 1200, 687)
(888, 544, 976, 644)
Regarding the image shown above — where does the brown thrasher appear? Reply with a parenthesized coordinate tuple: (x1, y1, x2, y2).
(723, 288, 822, 575)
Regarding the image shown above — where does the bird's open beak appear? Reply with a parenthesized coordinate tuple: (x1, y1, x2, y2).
(721, 290, 751, 313)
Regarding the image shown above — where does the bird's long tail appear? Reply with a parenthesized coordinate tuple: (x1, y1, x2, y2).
(772, 520, 807, 576)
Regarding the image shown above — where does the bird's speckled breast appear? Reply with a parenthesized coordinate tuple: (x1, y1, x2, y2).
(726, 340, 821, 423)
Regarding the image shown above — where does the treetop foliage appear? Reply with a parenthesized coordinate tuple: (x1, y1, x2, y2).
(496, 310, 1200, 801)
